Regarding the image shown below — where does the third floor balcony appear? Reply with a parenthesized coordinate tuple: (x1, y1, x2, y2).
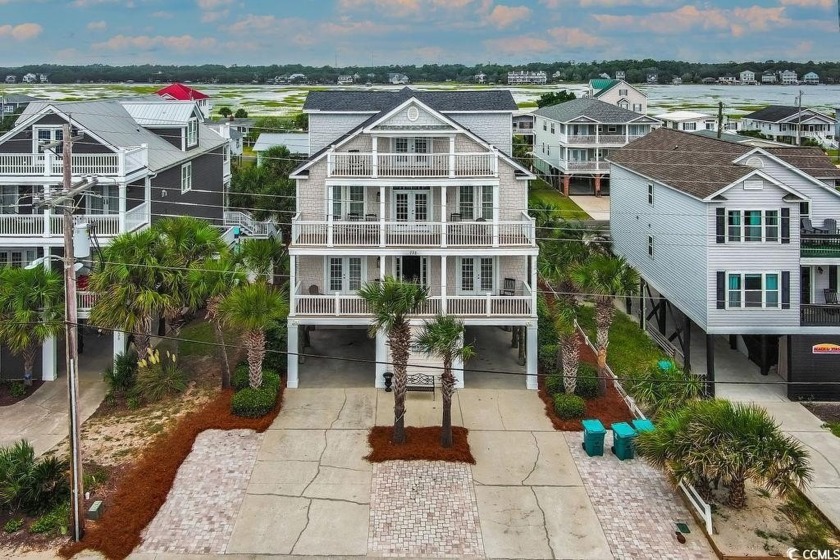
(326, 150, 498, 179)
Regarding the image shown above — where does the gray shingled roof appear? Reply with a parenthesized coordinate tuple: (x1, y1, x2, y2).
(16, 100, 225, 172)
(1, 93, 38, 104)
(743, 105, 801, 122)
(533, 98, 656, 124)
(304, 86, 517, 112)
(609, 127, 840, 199)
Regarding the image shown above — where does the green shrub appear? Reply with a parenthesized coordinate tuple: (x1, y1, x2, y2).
(537, 295, 558, 348)
(545, 373, 565, 396)
(231, 386, 277, 418)
(538, 344, 558, 372)
(29, 501, 69, 535)
(625, 363, 702, 416)
(134, 349, 186, 403)
(263, 323, 288, 374)
(9, 382, 25, 398)
(262, 370, 280, 392)
(103, 351, 138, 396)
(3, 518, 22, 533)
(0, 440, 69, 515)
(575, 363, 599, 399)
(553, 393, 586, 419)
(232, 363, 250, 391)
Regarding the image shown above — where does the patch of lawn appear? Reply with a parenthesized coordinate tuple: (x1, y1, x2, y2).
(517, 101, 538, 108)
(779, 490, 840, 552)
(822, 421, 840, 438)
(177, 321, 228, 359)
(529, 178, 591, 220)
(576, 305, 662, 379)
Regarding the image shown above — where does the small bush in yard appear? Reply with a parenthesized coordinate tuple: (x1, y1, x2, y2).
(231, 363, 250, 391)
(554, 394, 586, 419)
(103, 351, 138, 396)
(134, 349, 186, 403)
(575, 363, 599, 399)
(231, 386, 277, 418)
(3, 518, 23, 533)
(9, 382, 26, 398)
(0, 440, 69, 515)
(539, 344, 558, 373)
(29, 501, 69, 535)
(545, 373, 565, 395)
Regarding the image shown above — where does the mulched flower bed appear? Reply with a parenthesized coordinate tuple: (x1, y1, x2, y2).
(0, 380, 45, 406)
(539, 338, 635, 431)
(59, 383, 284, 560)
(366, 426, 475, 464)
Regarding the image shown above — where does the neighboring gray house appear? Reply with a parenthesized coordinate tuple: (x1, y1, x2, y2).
(609, 128, 840, 399)
(0, 98, 243, 381)
(287, 87, 538, 390)
(253, 132, 309, 162)
(741, 105, 836, 147)
(512, 111, 535, 145)
(0, 93, 37, 114)
(532, 97, 659, 195)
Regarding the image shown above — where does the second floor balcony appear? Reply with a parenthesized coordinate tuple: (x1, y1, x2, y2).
(326, 151, 498, 179)
(291, 211, 535, 249)
(801, 232, 840, 259)
(0, 146, 149, 180)
(0, 202, 149, 239)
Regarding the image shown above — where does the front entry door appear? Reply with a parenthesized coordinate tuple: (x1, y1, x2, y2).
(459, 257, 494, 294)
(395, 256, 428, 287)
(394, 190, 429, 223)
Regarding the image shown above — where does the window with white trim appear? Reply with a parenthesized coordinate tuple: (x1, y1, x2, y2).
(223, 144, 230, 163)
(647, 183, 653, 205)
(550, 123, 555, 134)
(542, 119, 547, 131)
(0, 186, 19, 213)
(647, 235, 654, 258)
(458, 185, 493, 220)
(331, 185, 364, 219)
(181, 162, 192, 193)
(632, 103, 643, 113)
(683, 122, 697, 131)
(0, 249, 37, 268)
(800, 201, 810, 218)
(33, 126, 63, 152)
(727, 272, 779, 309)
(619, 89, 628, 96)
(186, 118, 198, 147)
(726, 210, 779, 242)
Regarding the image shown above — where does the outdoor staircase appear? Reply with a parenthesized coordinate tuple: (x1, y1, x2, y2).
(223, 210, 278, 239)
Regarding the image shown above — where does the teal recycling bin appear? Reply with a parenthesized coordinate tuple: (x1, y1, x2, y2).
(632, 418, 655, 433)
(611, 422, 638, 460)
(581, 419, 606, 457)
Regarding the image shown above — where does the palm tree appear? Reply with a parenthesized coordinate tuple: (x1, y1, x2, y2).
(89, 229, 174, 361)
(571, 254, 639, 393)
(415, 315, 474, 447)
(185, 256, 246, 388)
(0, 266, 64, 385)
(537, 221, 593, 307)
(236, 237, 285, 284)
(637, 400, 812, 509)
(549, 301, 580, 394)
(359, 276, 427, 444)
(219, 282, 288, 389)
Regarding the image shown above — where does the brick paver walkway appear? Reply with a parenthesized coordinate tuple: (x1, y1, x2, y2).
(565, 432, 714, 560)
(368, 460, 485, 558)
(137, 429, 263, 555)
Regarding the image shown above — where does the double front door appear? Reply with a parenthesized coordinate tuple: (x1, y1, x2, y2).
(460, 257, 494, 295)
(394, 190, 429, 223)
(328, 257, 362, 294)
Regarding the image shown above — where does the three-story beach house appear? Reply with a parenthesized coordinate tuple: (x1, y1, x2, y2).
(609, 128, 840, 399)
(287, 88, 539, 389)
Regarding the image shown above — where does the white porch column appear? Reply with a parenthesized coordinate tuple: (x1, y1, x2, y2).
(118, 183, 127, 232)
(449, 136, 456, 178)
(492, 185, 500, 247)
(286, 320, 299, 388)
(41, 336, 57, 381)
(441, 185, 447, 247)
(375, 331, 387, 388)
(379, 185, 386, 247)
(289, 255, 297, 317)
(372, 136, 378, 178)
(43, 208, 51, 237)
(530, 254, 538, 316)
(440, 255, 447, 314)
(327, 186, 334, 247)
(526, 323, 538, 389)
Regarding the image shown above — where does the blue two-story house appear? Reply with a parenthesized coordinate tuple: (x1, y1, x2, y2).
(609, 127, 840, 399)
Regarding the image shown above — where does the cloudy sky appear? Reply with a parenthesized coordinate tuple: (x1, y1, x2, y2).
(1, 0, 838, 66)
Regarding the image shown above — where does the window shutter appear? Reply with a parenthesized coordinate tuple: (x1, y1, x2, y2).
(831, 266, 838, 292)
(781, 207, 790, 244)
(715, 208, 725, 243)
(716, 271, 726, 309)
(781, 271, 790, 310)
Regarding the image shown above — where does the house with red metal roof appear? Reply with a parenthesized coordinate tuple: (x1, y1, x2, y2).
(155, 83, 212, 119)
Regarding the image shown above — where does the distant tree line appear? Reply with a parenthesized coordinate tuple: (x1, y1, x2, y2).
(2, 60, 840, 85)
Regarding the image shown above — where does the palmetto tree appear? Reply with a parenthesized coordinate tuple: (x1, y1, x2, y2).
(637, 400, 812, 509)
(571, 254, 639, 392)
(549, 301, 579, 394)
(537, 221, 593, 307)
(185, 256, 246, 388)
(89, 229, 174, 361)
(219, 282, 288, 389)
(415, 315, 474, 448)
(359, 276, 427, 444)
(236, 237, 285, 284)
(0, 266, 64, 385)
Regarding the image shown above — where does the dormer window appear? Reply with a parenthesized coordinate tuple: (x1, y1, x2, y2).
(33, 126, 63, 152)
(187, 118, 198, 148)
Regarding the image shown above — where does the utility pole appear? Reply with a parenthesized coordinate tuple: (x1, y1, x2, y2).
(717, 101, 724, 139)
(796, 90, 803, 146)
(38, 123, 93, 542)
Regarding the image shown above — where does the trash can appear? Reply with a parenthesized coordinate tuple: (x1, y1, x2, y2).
(581, 419, 606, 457)
(632, 418, 655, 433)
(611, 422, 638, 460)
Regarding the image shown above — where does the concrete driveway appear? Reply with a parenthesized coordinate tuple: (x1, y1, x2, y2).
(131, 388, 712, 559)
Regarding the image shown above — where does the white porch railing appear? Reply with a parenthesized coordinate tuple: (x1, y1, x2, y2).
(565, 161, 608, 172)
(0, 209, 149, 237)
(0, 146, 148, 177)
(223, 210, 277, 238)
(124, 202, 149, 232)
(77, 291, 97, 316)
(291, 282, 534, 317)
(326, 151, 498, 178)
(291, 215, 535, 248)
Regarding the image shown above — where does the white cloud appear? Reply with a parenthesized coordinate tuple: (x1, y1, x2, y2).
(87, 20, 107, 30)
(0, 22, 43, 40)
(93, 34, 218, 51)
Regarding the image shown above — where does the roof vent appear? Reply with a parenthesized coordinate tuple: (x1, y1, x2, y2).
(745, 156, 763, 168)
